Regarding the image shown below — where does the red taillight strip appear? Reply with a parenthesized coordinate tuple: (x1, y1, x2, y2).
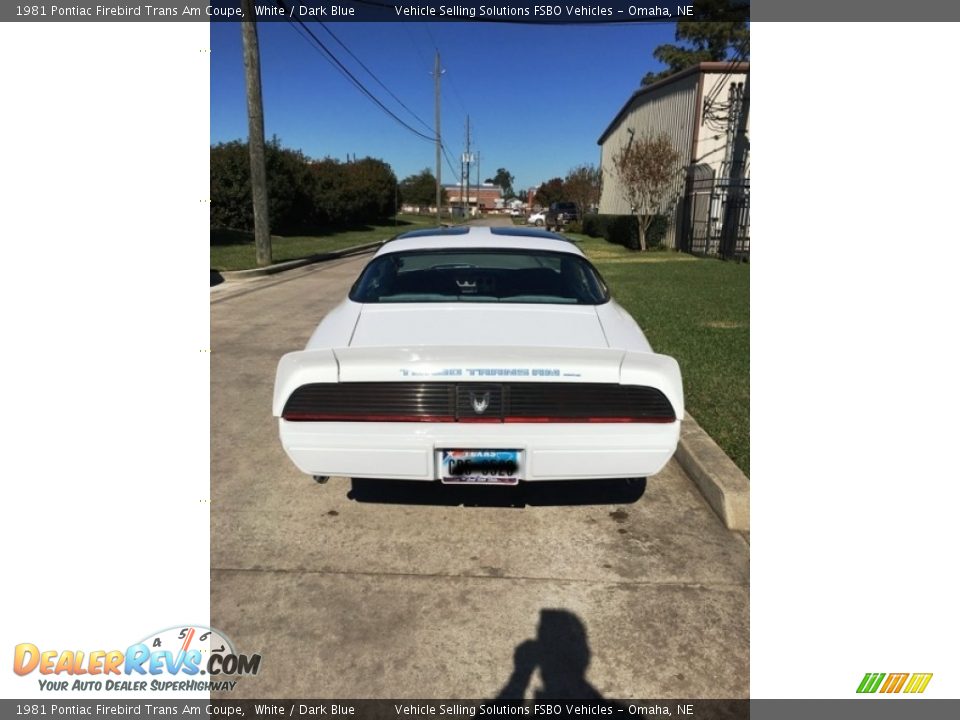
(282, 413, 455, 422)
(504, 416, 676, 423)
(283, 413, 675, 423)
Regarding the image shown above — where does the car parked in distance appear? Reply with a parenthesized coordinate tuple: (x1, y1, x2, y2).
(527, 211, 546, 226)
(273, 225, 684, 486)
(545, 202, 580, 231)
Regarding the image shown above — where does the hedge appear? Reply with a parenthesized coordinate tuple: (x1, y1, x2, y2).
(582, 213, 669, 250)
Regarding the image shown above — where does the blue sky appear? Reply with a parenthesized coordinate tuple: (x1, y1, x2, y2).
(211, 21, 678, 191)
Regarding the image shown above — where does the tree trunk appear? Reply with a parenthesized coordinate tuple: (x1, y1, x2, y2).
(637, 214, 649, 252)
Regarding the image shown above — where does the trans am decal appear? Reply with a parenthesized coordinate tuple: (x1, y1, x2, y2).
(399, 367, 562, 378)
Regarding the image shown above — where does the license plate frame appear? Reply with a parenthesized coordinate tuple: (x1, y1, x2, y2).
(438, 449, 522, 485)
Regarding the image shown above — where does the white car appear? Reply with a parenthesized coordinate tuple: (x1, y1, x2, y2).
(527, 211, 546, 226)
(273, 226, 683, 485)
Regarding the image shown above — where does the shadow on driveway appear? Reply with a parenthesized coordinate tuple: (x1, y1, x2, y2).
(493, 609, 614, 702)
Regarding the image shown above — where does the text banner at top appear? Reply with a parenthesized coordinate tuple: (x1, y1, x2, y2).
(6, 0, 748, 22)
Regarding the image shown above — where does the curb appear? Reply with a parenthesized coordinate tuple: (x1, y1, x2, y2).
(217, 241, 384, 280)
(675, 413, 750, 532)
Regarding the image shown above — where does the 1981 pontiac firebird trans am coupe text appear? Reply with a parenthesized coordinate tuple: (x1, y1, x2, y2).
(273, 226, 684, 485)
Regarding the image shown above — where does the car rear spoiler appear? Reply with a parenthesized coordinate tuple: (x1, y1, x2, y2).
(274, 347, 683, 421)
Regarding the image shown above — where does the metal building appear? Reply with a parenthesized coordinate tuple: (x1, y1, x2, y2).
(597, 62, 750, 256)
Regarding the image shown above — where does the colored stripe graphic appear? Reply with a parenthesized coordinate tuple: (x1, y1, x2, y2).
(903, 673, 933, 694)
(857, 672, 933, 694)
(880, 673, 909, 693)
(857, 673, 885, 693)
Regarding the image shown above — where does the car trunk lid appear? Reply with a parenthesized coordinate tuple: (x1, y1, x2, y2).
(349, 303, 608, 349)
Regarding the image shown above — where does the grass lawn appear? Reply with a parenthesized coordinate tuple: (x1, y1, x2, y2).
(211, 215, 438, 271)
(571, 234, 750, 476)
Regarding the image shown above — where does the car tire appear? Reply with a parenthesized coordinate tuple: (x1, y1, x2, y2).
(535, 219, 543, 227)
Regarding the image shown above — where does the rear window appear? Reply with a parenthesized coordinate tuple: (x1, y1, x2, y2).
(349, 249, 609, 305)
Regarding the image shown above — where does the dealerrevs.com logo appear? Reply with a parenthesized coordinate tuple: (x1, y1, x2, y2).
(13, 625, 261, 692)
(857, 672, 933, 694)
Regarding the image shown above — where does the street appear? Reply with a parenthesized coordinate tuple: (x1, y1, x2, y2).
(211, 251, 749, 699)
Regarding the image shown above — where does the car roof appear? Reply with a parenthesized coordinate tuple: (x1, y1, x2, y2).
(377, 225, 584, 257)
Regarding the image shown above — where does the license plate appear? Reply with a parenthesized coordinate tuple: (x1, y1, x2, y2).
(438, 450, 522, 485)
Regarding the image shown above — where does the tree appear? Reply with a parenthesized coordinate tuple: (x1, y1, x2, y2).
(641, 0, 749, 86)
(212, 139, 399, 231)
(210, 138, 313, 234)
(485, 167, 515, 199)
(517, 189, 528, 203)
(343, 157, 397, 222)
(211, 140, 252, 231)
(307, 156, 397, 227)
(612, 131, 680, 251)
(400, 168, 446, 209)
(534, 177, 564, 208)
(263, 138, 314, 233)
(562, 164, 602, 218)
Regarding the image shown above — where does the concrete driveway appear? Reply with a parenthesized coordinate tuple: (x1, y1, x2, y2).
(211, 251, 749, 699)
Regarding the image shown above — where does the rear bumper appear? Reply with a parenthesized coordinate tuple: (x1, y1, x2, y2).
(278, 420, 680, 481)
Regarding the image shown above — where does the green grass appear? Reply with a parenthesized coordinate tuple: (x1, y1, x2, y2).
(571, 234, 750, 476)
(210, 215, 438, 271)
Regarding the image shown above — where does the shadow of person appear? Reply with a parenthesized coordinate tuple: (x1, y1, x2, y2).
(495, 609, 625, 705)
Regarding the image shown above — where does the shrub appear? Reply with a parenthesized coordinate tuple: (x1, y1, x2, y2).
(210, 141, 253, 231)
(211, 140, 398, 234)
(645, 213, 669, 249)
(344, 157, 397, 222)
(210, 139, 314, 234)
(581, 213, 603, 237)
(582, 213, 636, 247)
(564, 220, 582, 234)
(605, 215, 640, 250)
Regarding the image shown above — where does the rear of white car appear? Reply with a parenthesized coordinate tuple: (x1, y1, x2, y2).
(273, 227, 683, 484)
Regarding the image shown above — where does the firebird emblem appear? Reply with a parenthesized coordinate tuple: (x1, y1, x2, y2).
(470, 392, 491, 414)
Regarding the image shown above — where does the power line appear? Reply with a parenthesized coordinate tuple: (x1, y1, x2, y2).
(419, 23, 475, 184)
(400, 21, 432, 73)
(315, 21, 434, 134)
(702, 38, 750, 114)
(422, 21, 440, 53)
(417, 22, 470, 118)
(276, 0, 435, 143)
(440, 142, 460, 180)
(287, 15, 457, 186)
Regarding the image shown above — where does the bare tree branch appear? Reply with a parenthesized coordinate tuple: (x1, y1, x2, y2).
(613, 132, 680, 250)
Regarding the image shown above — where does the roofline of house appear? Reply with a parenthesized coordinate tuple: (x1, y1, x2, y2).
(443, 184, 501, 191)
(596, 61, 750, 146)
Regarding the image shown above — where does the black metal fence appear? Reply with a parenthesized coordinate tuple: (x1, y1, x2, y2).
(681, 165, 750, 260)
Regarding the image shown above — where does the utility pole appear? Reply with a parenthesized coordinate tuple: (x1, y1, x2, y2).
(720, 73, 749, 261)
(465, 116, 471, 218)
(476, 151, 480, 215)
(459, 156, 464, 218)
(240, 0, 271, 267)
(433, 52, 442, 224)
